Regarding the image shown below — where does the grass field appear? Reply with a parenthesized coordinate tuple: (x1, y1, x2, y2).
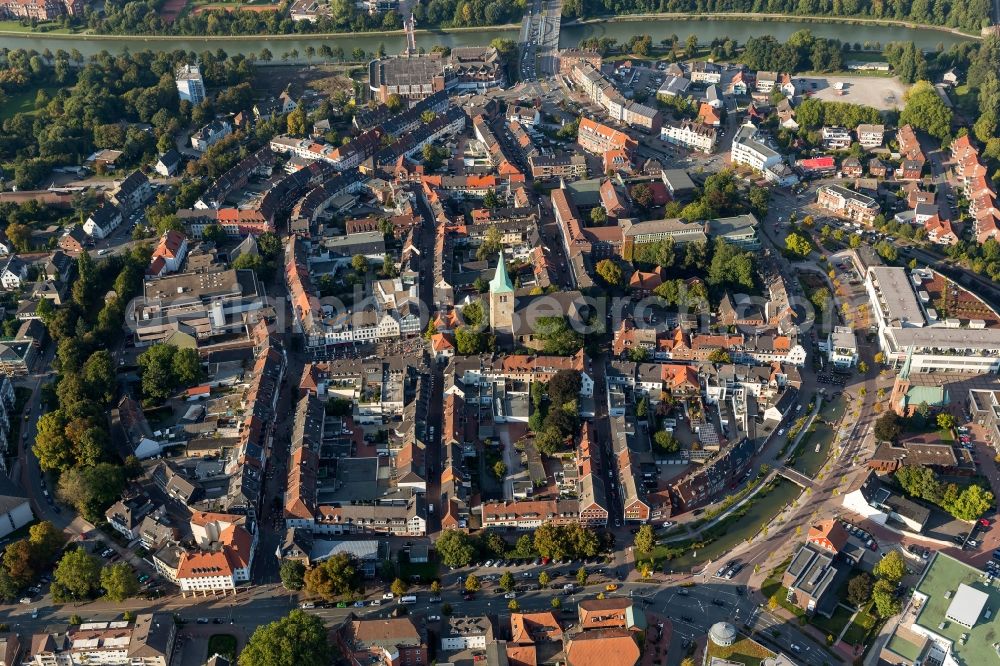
(0, 85, 61, 122)
(657, 479, 802, 571)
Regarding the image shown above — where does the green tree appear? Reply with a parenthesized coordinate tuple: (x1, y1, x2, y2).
(431, 581, 442, 594)
(454, 326, 486, 355)
(936, 412, 956, 431)
(137, 344, 179, 404)
(634, 524, 655, 554)
(493, 460, 507, 480)
(873, 412, 902, 442)
(508, 599, 520, 611)
(873, 550, 906, 583)
(846, 573, 873, 608)
(630, 183, 654, 208)
(535, 317, 583, 356)
(653, 430, 680, 453)
(51, 548, 101, 601)
(538, 571, 551, 586)
(33, 410, 73, 472)
(499, 571, 515, 592)
(56, 464, 126, 522)
(303, 553, 360, 601)
(3, 540, 36, 586)
(465, 574, 481, 593)
(784, 231, 812, 258)
(239, 611, 332, 666)
(436, 530, 476, 568)
(476, 226, 503, 261)
(590, 207, 607, 224)
(82, 351, 116, 406)
(174, 348, 204, 387)
(595, 259, 623, 287)
(28, 521, 66, 564)
(280, 560, 306, 591)
(391, 578, 409, 597)
(551, 596, 562, 608)
(899, 81, 953, 140)
(101, 562, 140, 601)
(872, 579, 902, 617)
(576, 565, 588, 586)
(202, 224, 227, 245)
(351, 254, 369, 274)
(948, 484, 994, 521)
(707, 348, 731, 364)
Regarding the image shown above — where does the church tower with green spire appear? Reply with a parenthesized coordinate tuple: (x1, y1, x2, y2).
(489, 252, 514, 340)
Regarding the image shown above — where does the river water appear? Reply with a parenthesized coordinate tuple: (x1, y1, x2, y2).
(0, 17, 971, 59)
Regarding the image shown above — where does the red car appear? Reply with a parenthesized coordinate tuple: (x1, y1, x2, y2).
(980, 518, 991, 527)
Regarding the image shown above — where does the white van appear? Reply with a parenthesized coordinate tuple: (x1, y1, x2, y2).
(400, 595, 417, 604)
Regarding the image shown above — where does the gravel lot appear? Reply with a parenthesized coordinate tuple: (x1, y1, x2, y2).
(794, 75, 909, 110)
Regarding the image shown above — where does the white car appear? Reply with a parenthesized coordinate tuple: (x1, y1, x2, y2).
(504, 592, 517, 599)
(19, 596, 32, 604)
(778, 428, 786, 436)
(382, 592, 395, 600)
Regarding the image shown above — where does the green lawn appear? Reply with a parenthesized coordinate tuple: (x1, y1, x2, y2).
(841, 604, 878, 647)
(398, 558, 439, 583)
(705, 636, 775, 666)
(952, 85, 979, 116)
(0, 85, 61, 122)
(658, 479, 802, 571)
(206, 634, 237, 662)
(0, 19, 73, 32)
(759, 557, 809, 619)
(810, 604, 854, 639)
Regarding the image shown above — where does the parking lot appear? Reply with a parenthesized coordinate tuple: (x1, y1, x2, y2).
(795, 75, 909, 110)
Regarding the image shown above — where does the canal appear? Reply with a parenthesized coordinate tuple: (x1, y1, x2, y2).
(0, 15, 973, 59)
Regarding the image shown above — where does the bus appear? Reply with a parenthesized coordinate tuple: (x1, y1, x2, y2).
(400, 595, 417, 604)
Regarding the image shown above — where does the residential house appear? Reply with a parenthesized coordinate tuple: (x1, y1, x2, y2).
(26, 613, 176, 666)
(84, 203, 123, 239)
(868, 158, 888, 178)
(841, 157, 863, 178)
(0, 256, 27, 290)
(755, 71, 778, 93)
(689, 61, 721, 84)
(816, 184, 880, 224)
(191, 119, 232, 152)
(0, 475, 33, 539)
(58, 226, 89, 254)
(822, 126, 852, 150)
(336, 616, 428, 666)
(659, 120, 716, 154)
(147, 230, 189, 277)
(106, 496, 155, 540)
(697, 103, 721, 127)
(110, 170, 152, 212)
(856, 124, 885, 148)
(155, 149, 183, 177)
